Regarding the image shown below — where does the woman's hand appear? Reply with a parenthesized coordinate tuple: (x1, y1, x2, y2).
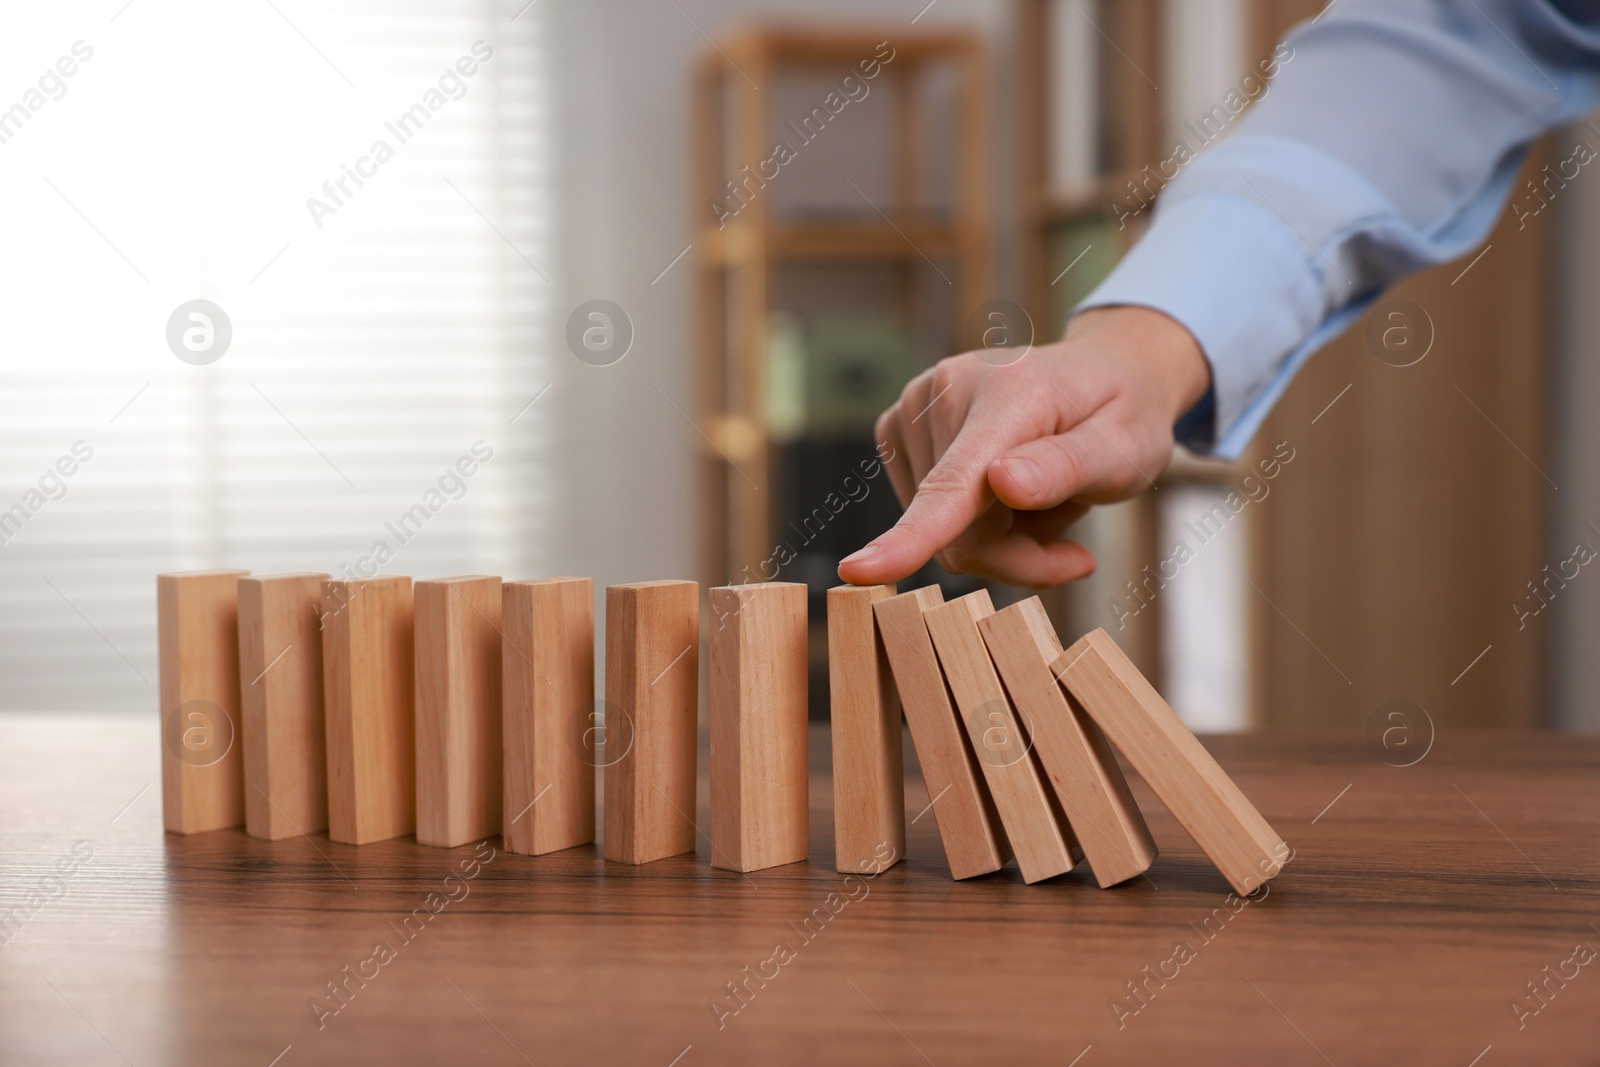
(837, 305, 1211, 588)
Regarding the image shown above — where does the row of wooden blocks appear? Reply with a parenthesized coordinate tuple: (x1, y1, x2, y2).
(163, 572, 757, 867)
(158, 570, 1286, 891)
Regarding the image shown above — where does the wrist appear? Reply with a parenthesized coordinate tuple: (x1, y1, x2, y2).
(1066, 305, 1212, 424)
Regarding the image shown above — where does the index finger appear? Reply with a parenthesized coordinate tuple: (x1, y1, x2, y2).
(837, 405, 1025, 585)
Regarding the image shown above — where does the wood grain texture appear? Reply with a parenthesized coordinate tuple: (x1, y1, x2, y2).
(157, 569, 250, 835)
(321, 577, 415, 845)
(237, 572, 328, 841)
(1056, 628, 1287, 894)
(709, 582, 809, 873)
(827, 584, 905, 874)
(924, 590, 1080, 884)
(502, 578, 595, 856)
(873, 585, 1009, 879)
(978, 598, 1156, 887)
(7, 718, 1598, 1066)
(604, 580, 699, 865)
(414, 577, 503, 849)
(1248, 143, 1552, 731)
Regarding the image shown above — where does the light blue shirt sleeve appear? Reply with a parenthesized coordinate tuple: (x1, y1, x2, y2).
(1077, 0, 1600, 458)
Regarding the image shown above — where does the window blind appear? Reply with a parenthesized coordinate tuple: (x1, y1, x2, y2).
(0, 0, 551, 711)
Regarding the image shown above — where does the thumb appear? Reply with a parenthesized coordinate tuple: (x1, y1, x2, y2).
(989, 420, 1156, 510)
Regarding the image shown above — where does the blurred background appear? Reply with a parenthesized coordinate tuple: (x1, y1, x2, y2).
(1, 0, 1595, 733)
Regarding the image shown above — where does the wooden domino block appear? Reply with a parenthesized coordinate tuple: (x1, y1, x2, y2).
(158, 569, 250, 834)
(1054, 628, 1289, 894)
(709, 582, 808, 873)
(978, 598, 1156, 887)
(502, 577, 595, 856)
(321, 576, 416, 845)
(603, 580, 699, 865)
(828, 584, 905, 874)
(238, 572, 329, 841)
(924, 590, 1080, 884)
(415, 576, 504, 848)
(873, 586, 1009, 879)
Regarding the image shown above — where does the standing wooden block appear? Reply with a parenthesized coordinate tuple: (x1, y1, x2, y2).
(873, 586, 1009, 880)
(979, 599, 1156, 887)
(924, 590, 1080, 884)
(1055, 628, 1289, 895)
(709, 582, 809, 873)
(503, 577, 595, 856)
(415, 576, 504, 848)
(238, 572, 329, 841)
(158, 569, 250, 835)
(321, 576, 415, 845)
(603, 580, 699, 865)
(828, 584, 905, 874)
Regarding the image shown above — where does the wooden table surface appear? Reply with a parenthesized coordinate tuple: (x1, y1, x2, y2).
(2, 713, 1597, 1066)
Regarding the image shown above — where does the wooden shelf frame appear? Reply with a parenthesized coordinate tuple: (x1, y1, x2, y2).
(692, 25, 993, 588)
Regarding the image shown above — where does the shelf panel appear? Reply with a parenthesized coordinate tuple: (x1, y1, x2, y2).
(1032, 170, 1158, 227)
(708, 25, 979, 72)
(699, 220, 964, 266)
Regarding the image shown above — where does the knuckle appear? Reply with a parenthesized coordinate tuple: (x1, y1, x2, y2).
(899, 368, 934, 409)
(929, 356, 972, 397)
(915, 462, 969, 499)
(874, 407, 898, 445)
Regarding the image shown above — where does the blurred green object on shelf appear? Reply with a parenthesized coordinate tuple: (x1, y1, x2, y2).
(765, 313, 921, 443)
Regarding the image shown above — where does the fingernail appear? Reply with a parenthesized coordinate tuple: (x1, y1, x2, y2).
(840, 543, 880, 566)
(1000, 456, 1044, 496)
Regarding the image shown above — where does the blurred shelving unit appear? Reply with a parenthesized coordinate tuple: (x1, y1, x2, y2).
(1018, 0, 1160, 331)
(1018, 0, 1275, 729)
(691, 25, 992, 715)
(1017, 0, 1185, 698)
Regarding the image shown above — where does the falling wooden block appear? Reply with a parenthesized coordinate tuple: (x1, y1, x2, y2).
(873, 586, 1009, 880)
(238, 572, 329, 841)
(415, 576, 504, 849)
(828, 584, 905, 874)
(709, 582, 809, 873)
(979, 598, 1156, 887)
(158, 569, 250, 835)
(1055, 628, 1289, 895)
(924, 590, 1080, 884)
(321, 576, 416, 845)
(603, 580, 699, 865)
(502, 577, 595, 856)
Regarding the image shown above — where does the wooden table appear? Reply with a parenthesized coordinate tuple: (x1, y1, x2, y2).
(1, 714, 1596, 1065)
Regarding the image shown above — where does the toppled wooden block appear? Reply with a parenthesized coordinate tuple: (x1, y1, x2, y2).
(1054, 628, 1288, 895)
(979, 598, 1155, 887)
(924, 590, 1080, 884)
(873, 586, 1008, 879)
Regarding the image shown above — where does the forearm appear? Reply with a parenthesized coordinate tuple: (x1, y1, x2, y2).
(1080, 0, 1600, 458)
